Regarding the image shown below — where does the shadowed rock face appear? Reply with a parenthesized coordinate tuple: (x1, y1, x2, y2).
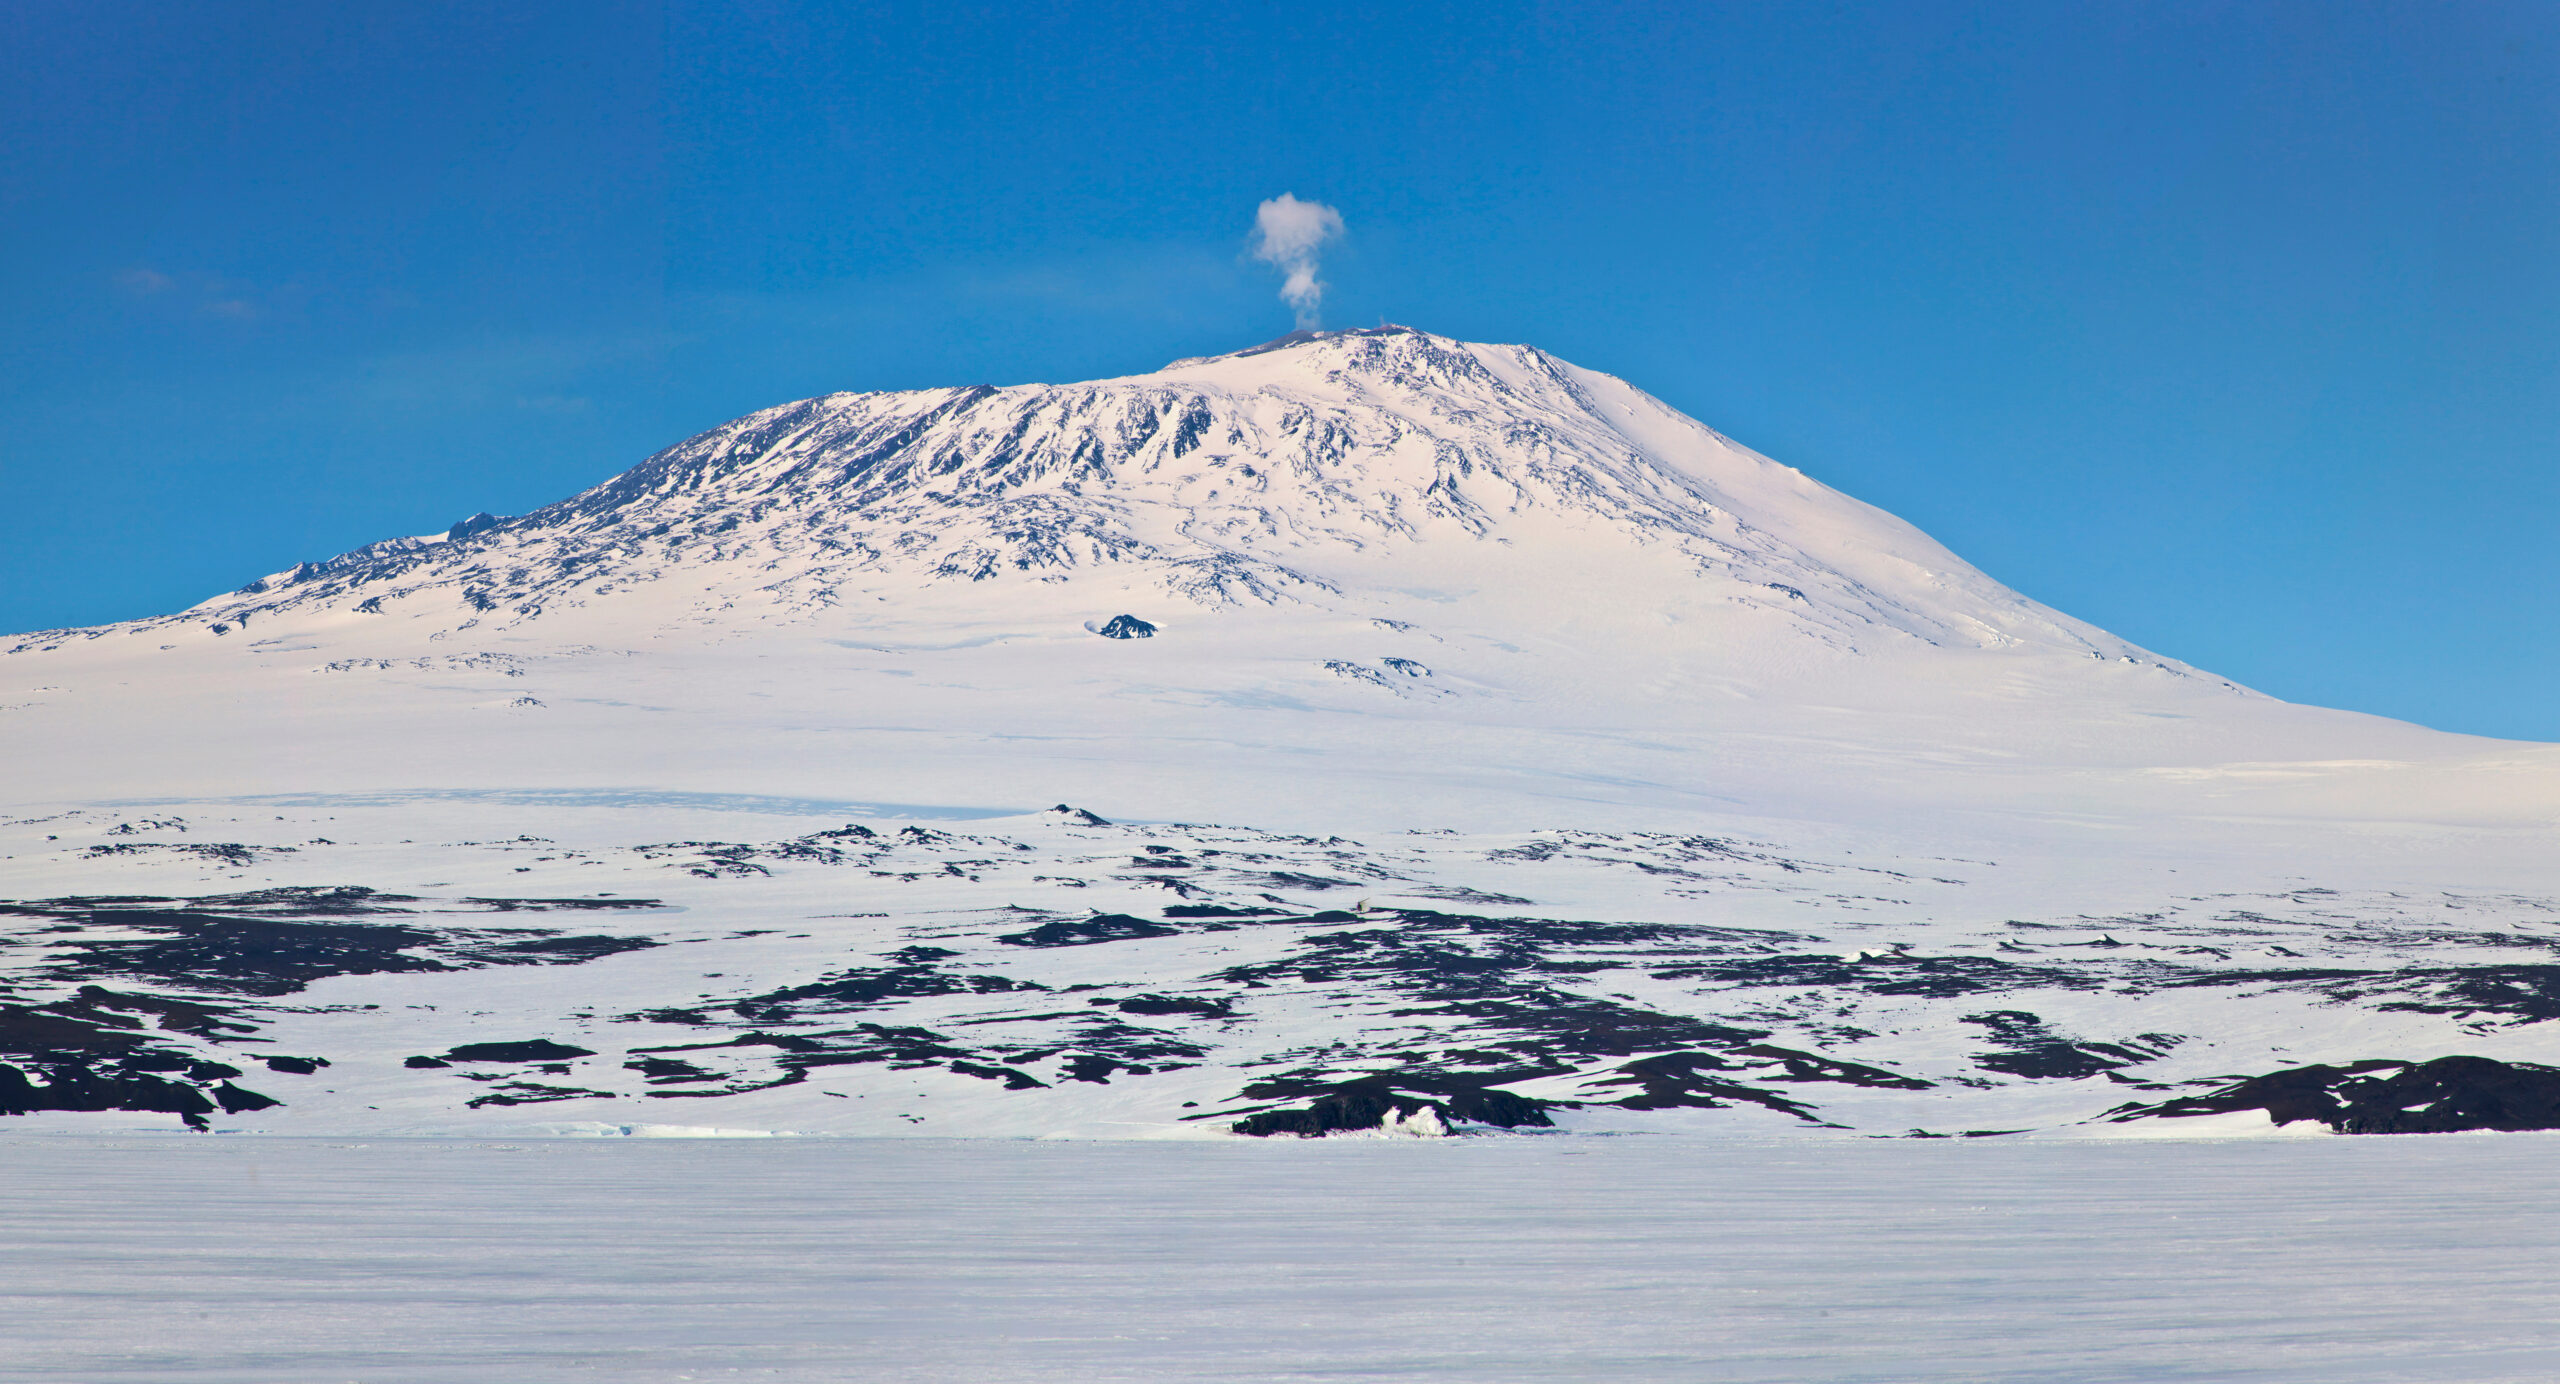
(2105, 1056, 2560, 1134)
(1097, 615, 1156, 639)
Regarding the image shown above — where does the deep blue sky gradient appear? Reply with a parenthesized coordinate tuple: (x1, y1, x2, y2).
(4, 1, 2554, 738)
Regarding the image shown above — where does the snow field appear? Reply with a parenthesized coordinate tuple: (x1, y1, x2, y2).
(5, 1132, 2560, 1382)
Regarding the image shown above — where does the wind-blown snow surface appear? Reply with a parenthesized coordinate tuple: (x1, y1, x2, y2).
(9, 1134, 2560, 1383)
(2, 326, 2556, 1140)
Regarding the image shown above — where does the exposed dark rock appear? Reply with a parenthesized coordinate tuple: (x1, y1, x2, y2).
(439, 1040, 596, 1064)
(948, 1060, 1047, 1089)
(1584, 1052, 1823, 1120)
(627, 1055, 721, 1084)
(0, 1061, 219, 1128)
(637, 963, 1045, 1025)
(997, 913, 1181, 948)
(0, 988, 273, 1128)
(1061, 1054, 1152, 1084)
(1733, 1043, 1933, 1090)
(2105, 1055, 2560, 1134)
(80, 842, 293, 869)
(466, 1082, 615, 1108)
(1231, 1074, 1554, 1137)
(446, 511, 508, 542)
(213, 1082, 280, 1113)
(1092, 993, 1234, 1019)
(1962, 1011, 2180, 1080)
(1, 888, 663, 998)
(2351, 966, 2560, 1025)
(625, 1022, 1084, 1098)
(1097, 615, 1157, 639)
(1650, 951, 2094, 998)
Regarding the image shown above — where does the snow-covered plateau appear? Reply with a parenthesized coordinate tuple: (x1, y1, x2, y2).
(5, 326, 2558, 1140)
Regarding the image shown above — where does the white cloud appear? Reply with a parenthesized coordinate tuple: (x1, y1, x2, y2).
(1249, 194, 1345, 328)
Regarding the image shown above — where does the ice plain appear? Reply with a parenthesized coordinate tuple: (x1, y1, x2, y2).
(8, 1131, 2560, 1383)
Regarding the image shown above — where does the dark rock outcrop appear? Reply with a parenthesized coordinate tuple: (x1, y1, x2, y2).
(1230, 1075, 1554, 1137)
(2104, 1055, 2560, 1134)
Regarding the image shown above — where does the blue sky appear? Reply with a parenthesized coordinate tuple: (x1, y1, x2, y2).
(3, 1, 2553, 740)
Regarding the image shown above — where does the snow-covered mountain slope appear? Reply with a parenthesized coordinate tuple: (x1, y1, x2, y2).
(155, 326, 2159, 654)
(8, 325, 2551, 836)
(3, 327, 2557, 1139)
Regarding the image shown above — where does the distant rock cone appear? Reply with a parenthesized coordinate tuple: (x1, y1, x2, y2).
(1097, 615, 1156, 640)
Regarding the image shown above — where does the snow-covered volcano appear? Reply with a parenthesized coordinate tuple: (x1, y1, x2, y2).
(16, 323, 2526, 833)
(4, 328, 2557, 1140)
(190, 325, 2147, 659)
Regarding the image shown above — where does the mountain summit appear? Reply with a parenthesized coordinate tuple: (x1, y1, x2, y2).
(193, 326, 2144, 661)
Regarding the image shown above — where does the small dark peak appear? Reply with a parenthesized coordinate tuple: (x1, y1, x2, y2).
(813, 823, 876, 840)
(446, 512, 508, 543)
(1108, 993, 1235, 1019)
(1097, 614, 1156, 640)
(404, 1055, 451, 1069)
(438, 1039, 596, 1064)
(213, 1083, 281, 1114)
(260, 1055, 328, 1075)
(997, 913, 1180, 948)
(1048, 805, 1111, 826)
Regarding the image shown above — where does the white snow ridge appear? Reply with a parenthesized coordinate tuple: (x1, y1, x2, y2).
(5, 325, 2560, 1142)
